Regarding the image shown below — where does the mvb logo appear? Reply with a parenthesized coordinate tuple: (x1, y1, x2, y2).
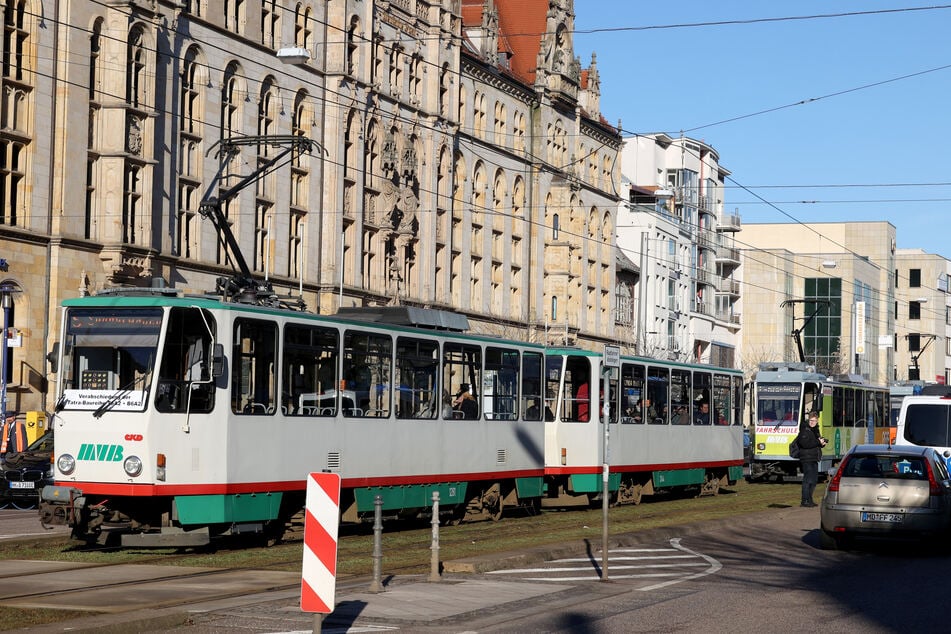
(77, 444, 124, 462)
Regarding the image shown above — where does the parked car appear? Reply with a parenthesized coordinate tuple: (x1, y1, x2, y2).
(0, 430, 53, 510)
(819, 444, 951, 550)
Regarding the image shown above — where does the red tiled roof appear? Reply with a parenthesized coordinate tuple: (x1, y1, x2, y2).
(461, 0, 548, 84)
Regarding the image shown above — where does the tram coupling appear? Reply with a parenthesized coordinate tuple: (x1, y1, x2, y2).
(38, 485, 103, 541)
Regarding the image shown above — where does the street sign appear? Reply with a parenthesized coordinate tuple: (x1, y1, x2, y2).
(603, 344, 620, 369)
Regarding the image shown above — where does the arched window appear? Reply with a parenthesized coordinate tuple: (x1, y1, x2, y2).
(261, 0, 279, 48)
(439, 63, 451, 117)
(126, 27, 148, 108)
(221, 62, 242, 137)
(346, 16, 359, 76)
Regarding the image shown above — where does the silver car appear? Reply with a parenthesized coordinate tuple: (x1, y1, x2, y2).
(819, 444, 951, 550)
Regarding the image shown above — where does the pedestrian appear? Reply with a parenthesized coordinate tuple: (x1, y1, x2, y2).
(795, 410, 827, 507)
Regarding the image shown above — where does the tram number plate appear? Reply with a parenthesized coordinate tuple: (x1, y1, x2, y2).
(9, 482, 34, 490)
(862, 512, 902, 523)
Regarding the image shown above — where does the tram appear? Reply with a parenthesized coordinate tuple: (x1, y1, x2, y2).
(749, 362, 889, 481)
(37, 288, 746, 546)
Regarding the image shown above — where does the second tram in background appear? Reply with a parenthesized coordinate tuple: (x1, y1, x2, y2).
(749, 362, 889, 482)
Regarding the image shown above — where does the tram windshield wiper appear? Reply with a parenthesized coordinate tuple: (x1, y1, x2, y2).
(92, 370, 151, 419)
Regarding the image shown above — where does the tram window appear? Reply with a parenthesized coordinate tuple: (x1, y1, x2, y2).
(620, 363, 645, 424)
(232, 319, 277, 415)
(485, 347, 519, 421)
(564, 356, 593, 422)
(156, 307, 216, 414)
(854, 389, 867, 427)
(670, 369, 690, 425)
(712, 374, 731, 425)
(395, 337, 439, 419)
(521, 352, 543, 421)
(443, 342, 482, 420)
(732, 375, 743, 426)
(646, 366, 669, 424)
(61, 307, 161, 411)
(844, 388, 857, 426)
(282, 324, 338, 417)
(832, 387, 844, 427)
(343, 331, 392, 418)
(544, 355, 562, 421)
(692, 371, 712, 425)
(874, 392, 886, 428)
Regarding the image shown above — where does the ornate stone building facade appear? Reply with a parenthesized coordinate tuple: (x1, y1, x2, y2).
(0, 0, 620, 413)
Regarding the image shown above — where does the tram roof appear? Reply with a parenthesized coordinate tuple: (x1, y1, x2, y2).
(61, 293, 549, 348)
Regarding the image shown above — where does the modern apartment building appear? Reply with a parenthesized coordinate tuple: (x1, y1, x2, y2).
(617, 134, 742, 368)
(740, 221, 897, 385)
(894, 249, 951, 384)
(0, 0, 621, 413)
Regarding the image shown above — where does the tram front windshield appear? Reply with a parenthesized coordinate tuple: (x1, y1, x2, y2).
(756, 382, 801, 428)
(60, 308, 162, 412)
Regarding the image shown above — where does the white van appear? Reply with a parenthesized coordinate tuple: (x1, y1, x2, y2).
(895, 385, 951, 469)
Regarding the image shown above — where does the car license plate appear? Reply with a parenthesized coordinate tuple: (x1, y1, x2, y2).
(861, 512, 902, 523)
(9, 481, 34, 490)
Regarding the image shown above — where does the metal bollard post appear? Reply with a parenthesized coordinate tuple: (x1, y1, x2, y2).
(429, 491, 441, 582)
(369, 495, 384, 593)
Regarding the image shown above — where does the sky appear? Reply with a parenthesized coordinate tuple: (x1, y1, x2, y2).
(572, 2, 951, 259)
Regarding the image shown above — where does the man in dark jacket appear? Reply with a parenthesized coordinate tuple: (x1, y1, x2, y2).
(795, 411, 828, 507)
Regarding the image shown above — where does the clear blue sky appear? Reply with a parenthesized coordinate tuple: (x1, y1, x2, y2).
(573, 2, 951, 259)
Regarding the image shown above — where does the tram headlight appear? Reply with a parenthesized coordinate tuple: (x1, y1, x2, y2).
(57, 453, 76, 475)
(123, 455, 143, 477)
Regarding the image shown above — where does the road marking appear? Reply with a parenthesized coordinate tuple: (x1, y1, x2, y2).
(638, 538, 722, 591)
(485, 539, 722, 588)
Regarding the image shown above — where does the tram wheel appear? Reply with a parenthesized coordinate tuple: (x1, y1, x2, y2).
(699, 474, 721, 497)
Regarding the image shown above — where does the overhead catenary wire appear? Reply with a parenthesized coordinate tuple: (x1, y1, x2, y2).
(8, 2, 949, 337)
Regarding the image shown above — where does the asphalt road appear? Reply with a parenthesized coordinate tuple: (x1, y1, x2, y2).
(4, 505, 951, 633)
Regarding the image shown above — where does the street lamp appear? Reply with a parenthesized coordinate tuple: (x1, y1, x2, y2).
(276, 47, 310, 65)
(0, 288, 12, 419)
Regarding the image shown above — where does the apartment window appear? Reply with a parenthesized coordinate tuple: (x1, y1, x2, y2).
(909, 268, 921, 288)
(908, 333, 920, 352)
(909, 301, 922, 320)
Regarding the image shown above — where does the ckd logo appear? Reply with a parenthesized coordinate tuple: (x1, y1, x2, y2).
(77, 444, 124, 462)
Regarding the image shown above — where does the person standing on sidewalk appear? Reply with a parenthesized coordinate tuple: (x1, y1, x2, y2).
(796, 411, 828, 507)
